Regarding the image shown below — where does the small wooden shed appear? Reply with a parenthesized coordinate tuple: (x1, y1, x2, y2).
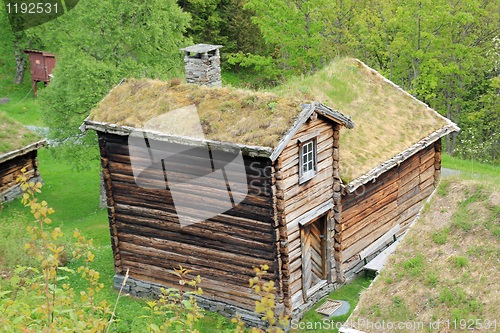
(23, 50, 57, 98)
(79, 57, 459, 325)
(0, 113, 46, 203)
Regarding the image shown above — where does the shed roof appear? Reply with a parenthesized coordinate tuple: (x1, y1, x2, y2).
(23, 49, 55, 57)
(84, 57, 457, 183)
(0, 112, 46, 163)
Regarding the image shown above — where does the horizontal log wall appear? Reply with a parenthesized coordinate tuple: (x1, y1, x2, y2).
(98, 132, 277, 311)
(338, 141, 440, 276)
(274, 115, 339, 312)
(0, 150, 40, 203)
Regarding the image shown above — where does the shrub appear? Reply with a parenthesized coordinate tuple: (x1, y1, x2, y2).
(453, 256, 469, 268)
(232, 264, 289, 333)
(425, 271, 439, 287)
(0, 168, 112, 331)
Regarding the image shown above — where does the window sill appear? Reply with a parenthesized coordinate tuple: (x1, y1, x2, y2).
(299, 171, 317, 184)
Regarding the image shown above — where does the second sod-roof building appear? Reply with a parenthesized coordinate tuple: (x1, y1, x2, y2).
(0, 112, 46, 203)
(79, 50, 459, 325)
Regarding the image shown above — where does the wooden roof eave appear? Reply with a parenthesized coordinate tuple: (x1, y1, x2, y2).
(344, 122, 460, 194)
(0, 139, 47, 164)
(269, 102, 355, 162)
(79, 119, 273, 158)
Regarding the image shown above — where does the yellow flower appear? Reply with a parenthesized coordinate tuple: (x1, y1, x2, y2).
(22, 107, 27, 109)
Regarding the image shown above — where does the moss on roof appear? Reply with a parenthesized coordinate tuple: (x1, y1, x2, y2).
(0, 112, 41, 156)
(88, 80, 305, 148)
(89, 57, 448, 182)
(273, 58, 448, 181)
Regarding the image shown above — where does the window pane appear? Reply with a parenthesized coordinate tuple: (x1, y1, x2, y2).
(300, 141, 316, 178)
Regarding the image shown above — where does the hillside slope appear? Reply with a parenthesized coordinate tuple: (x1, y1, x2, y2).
(349, 177, 500, 332)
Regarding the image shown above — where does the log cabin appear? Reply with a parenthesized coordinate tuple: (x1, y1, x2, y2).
(0, 112, 46, 203)
(79, 48, 459, 326)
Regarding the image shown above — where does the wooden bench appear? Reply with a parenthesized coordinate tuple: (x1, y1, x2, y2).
(356, 224, 401, 276)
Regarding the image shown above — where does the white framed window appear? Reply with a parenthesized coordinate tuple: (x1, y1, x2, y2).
(299, 139, 317, 184)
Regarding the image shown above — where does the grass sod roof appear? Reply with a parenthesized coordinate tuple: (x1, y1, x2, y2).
(88, 57, 449, 182)
(88, 80, 306, 148)
(272, 58, 449, 182)
(0, 111, 42, 157)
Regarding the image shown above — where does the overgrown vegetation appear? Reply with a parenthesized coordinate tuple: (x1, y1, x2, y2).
(350, 163, 500, 331)
(0, 112, 41, 155)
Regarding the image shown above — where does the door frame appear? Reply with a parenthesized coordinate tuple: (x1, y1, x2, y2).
(300, 212, 331, 301)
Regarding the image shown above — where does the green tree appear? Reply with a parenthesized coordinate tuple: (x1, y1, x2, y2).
(0, 7, 42, 85)
(32, 0, 191, 166)
(178, 0, 228, 45)
(353, 0, 500, 156)
(244, 0, 356, 74)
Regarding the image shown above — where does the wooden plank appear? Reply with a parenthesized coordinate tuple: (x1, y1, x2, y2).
(300, 225, 308, 301)
(119, 233, 273, 272)
(287, 200, 333, 233)
(342, 187, 398, 230)
(420, 164, 435, 183)
(398, 174, 419, 198)
(341, 167, 399, 210)
(284, 189, 333, 220)
(340, 200, 398, 245)
(115, 220, 275, 260)
(342, 180, 399, 223)
(115, 202, 273, 233)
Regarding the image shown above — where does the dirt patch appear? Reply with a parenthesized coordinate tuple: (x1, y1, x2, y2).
(490, 192, 500, 206)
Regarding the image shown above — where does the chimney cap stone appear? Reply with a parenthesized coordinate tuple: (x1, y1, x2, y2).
(180, 44, 223, 54)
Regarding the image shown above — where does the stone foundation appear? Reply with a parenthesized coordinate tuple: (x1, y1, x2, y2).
(1, 176, 43, 203)
(113, 274, 268, 328)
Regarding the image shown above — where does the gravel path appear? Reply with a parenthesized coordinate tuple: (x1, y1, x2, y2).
(441, 167, 461, 177)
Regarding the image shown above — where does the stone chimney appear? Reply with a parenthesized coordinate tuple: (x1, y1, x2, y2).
(180, 44, 223, 87)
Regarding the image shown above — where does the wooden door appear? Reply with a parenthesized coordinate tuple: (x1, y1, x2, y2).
(301, 215, 327, 300)
(30, 53, 46, 81)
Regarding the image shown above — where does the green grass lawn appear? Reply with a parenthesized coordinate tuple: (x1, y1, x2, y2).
(0, 70, 45, 126)
(291, 276, 373, 333)
(442, 152, 500, 184)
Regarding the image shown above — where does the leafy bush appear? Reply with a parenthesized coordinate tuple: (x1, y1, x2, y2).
(232, 264, 289, 333)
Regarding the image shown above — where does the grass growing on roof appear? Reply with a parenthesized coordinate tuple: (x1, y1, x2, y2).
(88, 79, 306, 148)
(272, 57, 448, 182)
(0, 111, 41, 155)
